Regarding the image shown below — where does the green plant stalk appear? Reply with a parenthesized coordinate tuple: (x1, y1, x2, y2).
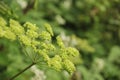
(9, 62, 36, 80)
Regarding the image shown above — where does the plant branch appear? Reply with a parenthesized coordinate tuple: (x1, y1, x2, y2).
(8, 62, 36, 80)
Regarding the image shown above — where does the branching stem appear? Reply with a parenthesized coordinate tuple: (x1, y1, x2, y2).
(8, 62, 36, 80)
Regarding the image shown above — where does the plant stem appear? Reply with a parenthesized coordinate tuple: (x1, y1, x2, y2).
(9, 62, 36, 80)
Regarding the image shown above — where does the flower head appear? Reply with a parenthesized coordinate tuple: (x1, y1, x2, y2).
(0, 17, 7, 26)
(44, 23, 54, 36)
(10, 19, 25, 35)
(0, 17, 79, 74)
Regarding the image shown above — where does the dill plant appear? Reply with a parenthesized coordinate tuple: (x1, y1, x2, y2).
(0, 17, 79, 80)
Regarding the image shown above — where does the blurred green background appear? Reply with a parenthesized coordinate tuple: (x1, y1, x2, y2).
(0, 0, 120, 80)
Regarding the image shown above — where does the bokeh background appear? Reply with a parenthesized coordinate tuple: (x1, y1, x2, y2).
(0, 0, 120, 80)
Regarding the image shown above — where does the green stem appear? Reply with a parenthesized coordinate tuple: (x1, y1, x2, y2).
(9, 62, 36, 80)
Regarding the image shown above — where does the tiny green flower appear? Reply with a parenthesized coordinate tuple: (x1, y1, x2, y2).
(43, 44, 56, 51)
(39, 31, 51, 41)
(24, 22, 38, 31)
(0, 27, 5, 37)
(48, 56, 62, 71)
(66, 47, 79, 57)
(56, 36, 65, 48)
(59, 48, 68, 59)
(10, 19, 25, 35)
(19, 35, 31, 46)
(31, 45, 37, 52)
(31, 40, 40, 46)
(62, 59, 76, 74)
(38, 49, 50, 61)
(4, 29, 16, 40)
(26, 30, 38, 38)
(0, 17, 7, 26)
(40, 42, 47, 48)
(44, 23, 54, 36)
(53, 55, 62, 62)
